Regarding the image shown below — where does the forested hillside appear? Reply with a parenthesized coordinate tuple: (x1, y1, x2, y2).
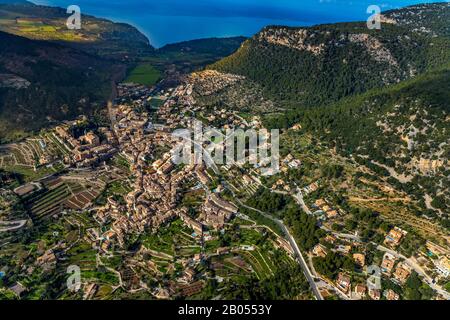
(0, 31, 118, 141)
(268, 65, 449, 211)
(211, 3, 450, 109)
(210, 3, 450, 223)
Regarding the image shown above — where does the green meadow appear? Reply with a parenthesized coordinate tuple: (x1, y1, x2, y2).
(124, 64, 162, 86)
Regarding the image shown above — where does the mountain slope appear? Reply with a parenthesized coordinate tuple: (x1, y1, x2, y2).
(210, 3, 450, 109)
(0, 31, 120, 141)
(207, 3, 450, 226)
(0, 1, 153, 60)
(158, 37, 246, 58)
(384, 2, 450, 37)
(278, 66, 450, 230)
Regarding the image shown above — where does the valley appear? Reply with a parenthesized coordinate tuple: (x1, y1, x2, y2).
(0, 1, 448, 302)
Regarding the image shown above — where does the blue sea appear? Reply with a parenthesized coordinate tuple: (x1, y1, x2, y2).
(33, 0, 449, 47)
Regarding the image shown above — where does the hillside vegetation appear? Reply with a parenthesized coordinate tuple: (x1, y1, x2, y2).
(0, 31, 118, 141)
(209, 3, 450, 224)
(0, 1, 153, 60)
(211, 4, 450, 109)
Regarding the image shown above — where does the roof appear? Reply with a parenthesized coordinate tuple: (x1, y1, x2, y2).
(355, 284, 367, 294)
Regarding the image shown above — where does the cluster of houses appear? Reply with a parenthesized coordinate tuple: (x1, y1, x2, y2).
(301, 181, 320, 196)
(310, 225, 419, 300)
(280, 154, 302, 172)
(188, 70, 245, 96)
(54, 122, 117, 167)
(199, 194, 238, 230)
(336, 272, 400, 300)
(87, 84, 244, 255)
(312, 198, 340, 220)
(116, 83, 155, 106)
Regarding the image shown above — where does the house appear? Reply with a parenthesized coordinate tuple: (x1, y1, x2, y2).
(154, 287, 171, 300)
(196, 169, 210, 185)
(210, 194, 238, 213)
(200, 196, 236, 230)
(393, 263, 411, 283)
(385, 289, 400, 300)
(435, 257, 450, 278)
(384, 227, 407, 247)
(369, 288, 381, 300)
(179, 212, 203, 235)
(336, 273, 351, 293)
(183, 268, 196, 283)
(326, 210, 339, 219)
(81, 132, 100, 146)
(381, 253, 396, 274)
(158, 160, 174, 175)
(216, 247, 230, 255)
(193, 254, 202, 262)
(337, 245, 352, 255)
(353, 253, 366, 268)
(152, 159, 164, 170)
(324, 235, 337, 244)
(314, 199, 326, 209)
(9, 282, 27, 297)
(36, 249, 57, 267)
(55, 126, 70, 139)
(312, 244, 328, 258)
(354, 284, 367, 298)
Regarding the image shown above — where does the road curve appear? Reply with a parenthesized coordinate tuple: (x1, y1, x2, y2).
(0, 220, 27, 232)
(233, 196, 323, 300)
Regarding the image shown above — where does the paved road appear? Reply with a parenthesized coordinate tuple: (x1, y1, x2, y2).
(293, 189, 312, 215)
(232, 195, 323, 300)
(0, 220, 27, 232)
(279, 219, 324, 300)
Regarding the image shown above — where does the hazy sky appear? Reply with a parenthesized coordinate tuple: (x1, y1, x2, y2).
(31, 0, 449, 47)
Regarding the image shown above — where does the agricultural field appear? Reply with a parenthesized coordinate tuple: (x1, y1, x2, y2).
(207, 218, 296, 282)
(22, 177, 100, 221)
(0, 133, 68, 181)
(124, 64, 162, 86)
(0, 16, 88, 42)
(141, 219, 198, 257)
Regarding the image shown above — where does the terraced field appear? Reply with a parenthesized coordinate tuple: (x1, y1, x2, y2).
(24, 178, 99, 221)
(0, 134, 68, 182)
(240, 250, 274, 279)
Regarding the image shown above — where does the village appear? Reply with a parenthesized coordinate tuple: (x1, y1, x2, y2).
(0, 72, 449, 301)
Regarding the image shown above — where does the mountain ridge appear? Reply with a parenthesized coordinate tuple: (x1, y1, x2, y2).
(205, 2, 450, 222)
(0, 30, 121, 141)
(210, 3, 450, 109)
(0, 1, 154, 60)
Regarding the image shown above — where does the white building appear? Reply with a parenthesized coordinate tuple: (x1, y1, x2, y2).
(436, 257, 450, 277)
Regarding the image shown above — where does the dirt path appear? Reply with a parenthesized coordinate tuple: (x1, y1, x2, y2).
(349, 196, 411, 203)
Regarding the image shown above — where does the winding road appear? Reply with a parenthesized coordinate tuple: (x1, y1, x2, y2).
(223, 181, 323, 300)
(0, 220, 27, 232)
